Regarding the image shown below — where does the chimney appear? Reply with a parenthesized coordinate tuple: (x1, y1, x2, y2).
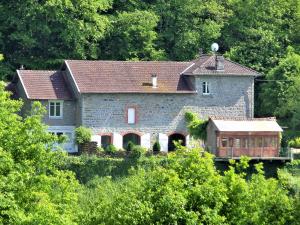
(151, 73, 158, 88)
(19, 65, 25, 70)
(215, 55, 224, 71)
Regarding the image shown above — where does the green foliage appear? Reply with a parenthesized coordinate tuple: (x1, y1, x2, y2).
(105, 144, 117, 154)
(0, 0, 112, 74)
(75, 147, 297, 225)
(61, 154, 136, 183)
(126, 141, 135, 151)
(0, 82, 79, 224)
(75, 126, 92, 145)
(131, 145, 146, 158)
(259, 49, 300, 128)
(102, 10, 165, 60)
(289, 137, 300, 148)
(152, 141, 161, 152)
(185, 112, 208, 141)
(222, 0, 298, 73)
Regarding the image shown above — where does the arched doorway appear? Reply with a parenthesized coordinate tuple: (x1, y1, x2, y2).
(168, 133, 186, 151)
(123, 133, 141, 149)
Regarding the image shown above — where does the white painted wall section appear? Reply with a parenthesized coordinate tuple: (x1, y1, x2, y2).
(141, 133, 151, 149)
(113, 132, 123, 149)
(186, 135, 190, 148)
(91, 135, 101, 147)
(159, 133, 168, 152)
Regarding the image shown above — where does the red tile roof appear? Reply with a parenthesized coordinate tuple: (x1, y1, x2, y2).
(65, 60, 195, 93)
(17, 70, 73, 100)
(16, 56, 260, 98)
(184, 55, 261, 76)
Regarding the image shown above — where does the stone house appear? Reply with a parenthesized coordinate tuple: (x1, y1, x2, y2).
(13, 55, 260, 153)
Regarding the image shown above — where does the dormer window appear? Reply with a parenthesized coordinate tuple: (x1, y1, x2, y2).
(49, 100, 63, 118)
(202, 82, 210, 95)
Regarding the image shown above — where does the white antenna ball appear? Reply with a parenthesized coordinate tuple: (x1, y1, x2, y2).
(211, 43, 219, 52)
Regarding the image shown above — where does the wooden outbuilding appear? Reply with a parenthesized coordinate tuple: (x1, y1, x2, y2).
(206, 118, 283, 159)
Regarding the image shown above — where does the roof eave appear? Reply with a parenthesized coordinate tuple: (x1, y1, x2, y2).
(16, 70, 30, 99)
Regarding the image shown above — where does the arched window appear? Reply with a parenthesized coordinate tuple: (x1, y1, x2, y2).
(168, 133, 186, 151)
(123, 133, 141, 149)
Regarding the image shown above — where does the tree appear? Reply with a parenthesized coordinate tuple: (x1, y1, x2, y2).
(101, 10, 165, 60)
(77, 147, 296, 225)
(151, 0, 231, 60)
(222, 0, 299, 73)
(0, 82, 79, 224)
(259, 48, 300, 129)
(0, 0, 112, 74)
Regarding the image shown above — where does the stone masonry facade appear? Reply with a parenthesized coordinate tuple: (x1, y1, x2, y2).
(81, 76, 254, 147)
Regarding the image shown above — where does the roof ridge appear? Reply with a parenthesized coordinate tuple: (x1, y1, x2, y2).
(210, 116, 277, 121)
(65, 59, 191, 64)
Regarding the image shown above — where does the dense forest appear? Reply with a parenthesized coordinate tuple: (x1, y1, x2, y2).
(1, 0, 300, 224)
(0, 0, 300, 127)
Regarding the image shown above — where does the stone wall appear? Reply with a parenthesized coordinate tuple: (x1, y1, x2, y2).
(42, 100, 77, 126)
(81, 75, 254, 148)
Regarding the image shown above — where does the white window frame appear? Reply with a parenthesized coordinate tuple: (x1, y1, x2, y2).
(127, 107, 136, 124)
(49, 100, 63, 119)
(202, 81, 210, 95)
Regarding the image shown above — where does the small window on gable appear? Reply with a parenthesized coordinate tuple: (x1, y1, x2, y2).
(127, 107, 136, 124)
(202, 81, 210, 95)
(49, 100, 63, 118)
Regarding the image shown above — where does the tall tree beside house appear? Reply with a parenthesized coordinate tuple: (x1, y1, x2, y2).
(0, 83, 79, 224)
(259, 48, 300, 129)
(221, 0, 299, 73)
(0, 0, 112, 74)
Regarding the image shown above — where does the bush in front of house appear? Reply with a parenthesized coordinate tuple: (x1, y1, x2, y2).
(105, 144, 118, 154)
(75, 126, 92, 144)
(131, 145, 146, 158)
(153, 141, 161, 152)
(126, 141, 135, 151)
(288, 137, 300, 148)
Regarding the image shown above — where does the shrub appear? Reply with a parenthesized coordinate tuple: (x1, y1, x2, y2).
(288, 137, 300, 148)
(153, 141, 161, 152)
(105, 144, 117, 154)
(75, 126, 92, 145)
(96, 147, 104, 154)
(185, 111, 208, 141)
(126, 141, 135, 151)
(131, 145, 146, 158)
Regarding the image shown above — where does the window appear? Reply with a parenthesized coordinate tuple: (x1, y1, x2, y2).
(234, 138, 241, 148)
(256, 137, 263, 148)
(202, 81, 210, 95)
(127, 107, 136, 124)
(249, 137, 256, 148)
(49, 101, 63, 118)
(241, 138, 248, 148)
(221, 138, 228, 147)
